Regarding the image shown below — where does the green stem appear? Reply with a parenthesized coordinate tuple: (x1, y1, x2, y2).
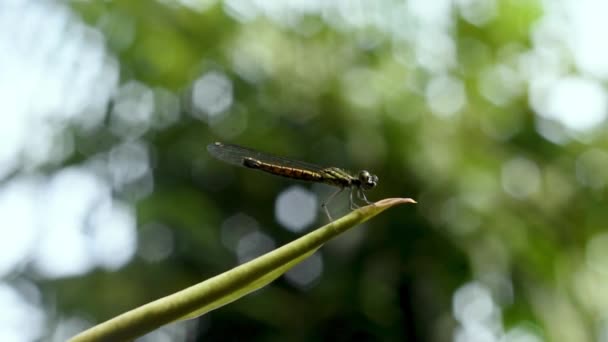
(70, 198, 416, 342)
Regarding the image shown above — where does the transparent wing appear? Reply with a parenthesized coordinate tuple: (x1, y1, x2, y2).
(207, 142, 328, 172)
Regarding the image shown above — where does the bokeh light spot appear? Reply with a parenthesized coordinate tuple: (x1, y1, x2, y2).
(408, 0, 452, 29)
(0, 178, 40, 276)
(456, 0, 497, 26)
(89, 200, 137, 271)
(236, 231, 275, 264)
(0, 283, 44, 342)
(284, 252, 323, 290)
(479, 64, 523, 106)
(31, 167, 137, 278)
(192, 71, 234, 119)
(453, 282, 496, 324)
(426, 75, 467, 117)
(569, 0, 608, 78)
(0, 0, 118, 176)
(534, 118, 570, 145)
(501, 157, 541, 199)
(453, 282, 502, 342)
(108, 141, 151, 192)
(275, 186, 318, 233)
(415, 31, 456, 74)
(110, 81, 155, 138)
(534, 76, 607, 133)
(501, 324, 543, 342)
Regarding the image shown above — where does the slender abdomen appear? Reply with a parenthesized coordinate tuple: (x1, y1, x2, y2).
(242, 158, 355, 187)
(243, 158, 324, 182)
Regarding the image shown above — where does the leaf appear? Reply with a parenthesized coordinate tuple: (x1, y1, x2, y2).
(69, 198, 416, 342)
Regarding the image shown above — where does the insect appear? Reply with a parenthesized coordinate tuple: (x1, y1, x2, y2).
(207, 142, 378, 220)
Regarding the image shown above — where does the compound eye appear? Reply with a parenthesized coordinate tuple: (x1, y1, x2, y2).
(368, 175, 378, 187)
(359, 170, 378, 189)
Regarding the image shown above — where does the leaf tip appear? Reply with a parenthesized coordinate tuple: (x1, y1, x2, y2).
(374, 197, 417, 207)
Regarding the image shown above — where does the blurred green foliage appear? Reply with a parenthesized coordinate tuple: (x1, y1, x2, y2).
(51, 0, 608, 341)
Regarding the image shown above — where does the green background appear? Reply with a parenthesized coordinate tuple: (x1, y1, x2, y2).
(27, 0, 608, 341)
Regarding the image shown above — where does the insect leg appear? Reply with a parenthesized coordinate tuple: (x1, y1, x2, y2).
(322, 187, 344, 221)
(357, 188, 372, 204)
(350, 187, 360, 210)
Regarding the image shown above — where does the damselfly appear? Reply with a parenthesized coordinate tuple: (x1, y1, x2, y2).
(207, 142, 379, 220)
